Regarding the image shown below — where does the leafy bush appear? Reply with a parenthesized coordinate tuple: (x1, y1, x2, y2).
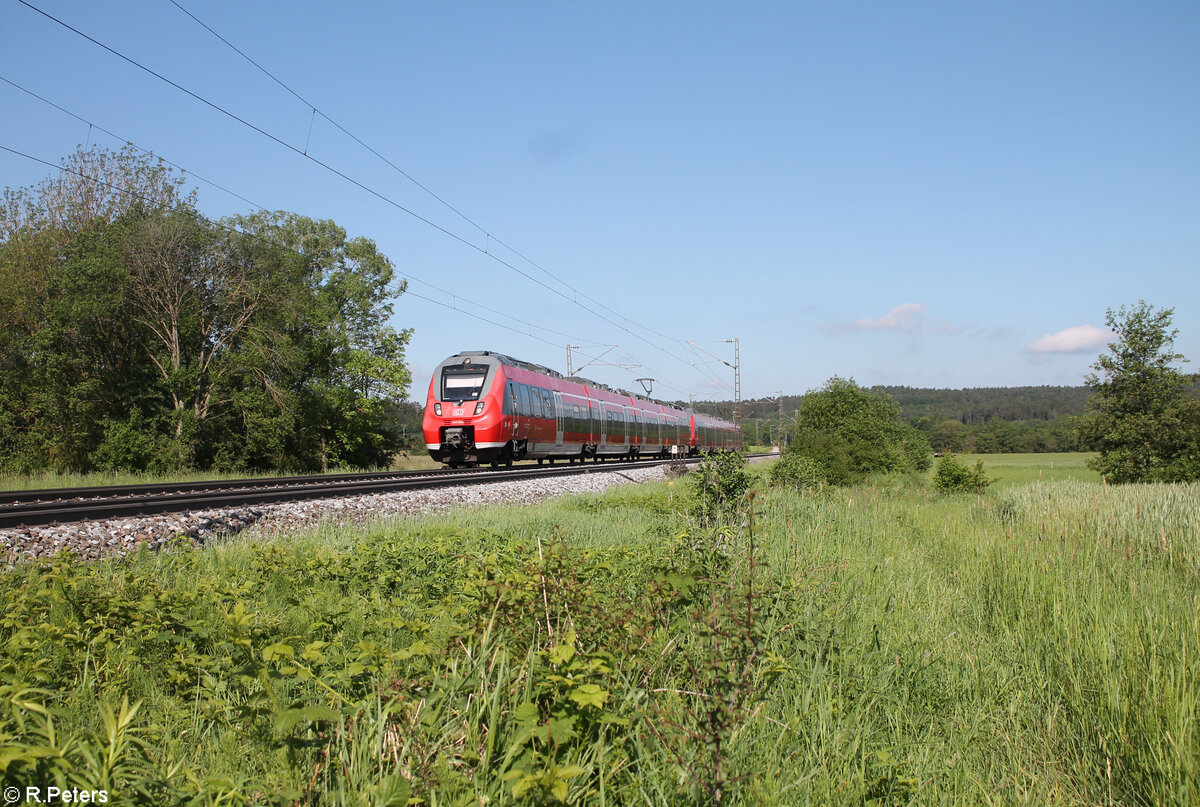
(4, 467, 1200, 804)
(768, 451, 825, 490)
(934, 454, 995, 493)
(783, 377, 931, 485)
(89, 410, 170, 473)
(691, 451, 752, 521)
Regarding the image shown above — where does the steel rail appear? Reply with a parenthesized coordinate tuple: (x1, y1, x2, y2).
(0, 457, 711, 529)
(0, 466, 490, 506)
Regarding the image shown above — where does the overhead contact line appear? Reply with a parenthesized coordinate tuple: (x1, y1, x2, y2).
(15, 0, 729, 394)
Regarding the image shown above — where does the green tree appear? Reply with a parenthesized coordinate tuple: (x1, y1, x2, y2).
(0, 146, 413, 474)
(786, 377, 931, 485)
(929, 418, 968, 454)
(0, 147, 193, 472)
(1078, 302, 1200, 483)
(218, 211, 412, 471)
(121, 209, 265, 466)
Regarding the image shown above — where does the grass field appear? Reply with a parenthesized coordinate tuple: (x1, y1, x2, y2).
(950, 452, 1100, 486)
(1, 456, 1196, 804)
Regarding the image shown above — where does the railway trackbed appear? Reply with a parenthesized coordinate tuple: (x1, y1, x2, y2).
(0, 457, 705, 529)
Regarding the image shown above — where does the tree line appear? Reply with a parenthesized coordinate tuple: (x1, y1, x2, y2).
(878, 385, 1092, 423)
(0, 146, 412, 475)
(720, 387, 1094, 454)
(765, 301, 1198, 486)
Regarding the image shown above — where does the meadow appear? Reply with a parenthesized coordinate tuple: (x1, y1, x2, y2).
(1, 455, 1196, 805)
(949, 452, 1100, 486)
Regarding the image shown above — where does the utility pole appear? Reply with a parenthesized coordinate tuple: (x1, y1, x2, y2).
(566, 344, 580, 377)
(724, 337, 741, 428)
(687, 338, 740, 425)
(777, 390, 784, 448)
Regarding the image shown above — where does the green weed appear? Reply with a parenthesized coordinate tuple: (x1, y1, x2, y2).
(1, 470, 1197, 804)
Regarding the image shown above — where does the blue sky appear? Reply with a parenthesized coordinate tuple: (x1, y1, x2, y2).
(3, 0, 1197, 403)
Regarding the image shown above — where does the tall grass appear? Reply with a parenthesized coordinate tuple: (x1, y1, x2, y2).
(1, 463, 1196, 804)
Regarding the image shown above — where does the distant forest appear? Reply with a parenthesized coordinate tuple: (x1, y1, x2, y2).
(698, 385, 1096, 454)
(874, 385, 1091, 423)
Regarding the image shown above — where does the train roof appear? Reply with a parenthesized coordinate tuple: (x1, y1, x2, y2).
(454, 350, 561, 379)
(451, 350, 713, 417)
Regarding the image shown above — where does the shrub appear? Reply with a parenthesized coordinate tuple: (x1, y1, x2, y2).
(784, 377, 932, 486)
(787, 430, 857, 485)
(89, 410, 170, 473)
(691, 451, 752, 520)
(768, 451, 825, 490)
(934, 455, 994, 493)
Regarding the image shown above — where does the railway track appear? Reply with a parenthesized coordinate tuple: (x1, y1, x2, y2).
(0, 456, 707, 529)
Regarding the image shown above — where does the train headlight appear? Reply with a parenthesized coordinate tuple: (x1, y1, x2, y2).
(474, 401, 485, 415)
(434, 403, 442, 416)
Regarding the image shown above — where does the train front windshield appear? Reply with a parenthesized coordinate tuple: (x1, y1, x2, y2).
(441, 367, 488, 401)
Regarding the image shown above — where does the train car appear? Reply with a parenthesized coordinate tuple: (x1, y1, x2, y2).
(422, 350, 743, 467)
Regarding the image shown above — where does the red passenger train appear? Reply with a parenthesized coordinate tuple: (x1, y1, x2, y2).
(422, 351, 742, 467)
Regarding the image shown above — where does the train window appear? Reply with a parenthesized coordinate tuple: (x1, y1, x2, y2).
(541, 389, 555, 419)
(530, 387, 544, 418)
(442, 366, 488, 401)
(516, 384, 531, 417)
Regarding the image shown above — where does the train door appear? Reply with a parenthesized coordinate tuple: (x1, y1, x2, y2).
(507, 382, 520, 437)
(599, 403, 608, 446)
(519, 384, 533, 439)
(553, 391, 564, 445)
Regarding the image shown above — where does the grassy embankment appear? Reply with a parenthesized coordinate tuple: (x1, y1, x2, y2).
(1, 454, 1197, 804)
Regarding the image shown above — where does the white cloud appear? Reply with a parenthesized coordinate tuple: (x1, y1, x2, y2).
(849, 303, 929, 331)
(1025, 324, 1113, 354)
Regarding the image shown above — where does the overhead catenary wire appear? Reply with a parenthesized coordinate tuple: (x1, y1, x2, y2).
(10, 0, 581, 305)
(0, 74, 270, 214)
(14, 0, 732, 392)
(0, 130, 700, 398)
(5, 69, 612, 358)
(0, 140, 596, 378)
(165, 0, 493, 241)
(165, 0, 707, 353)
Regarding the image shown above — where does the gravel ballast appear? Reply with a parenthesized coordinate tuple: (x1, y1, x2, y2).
(1, 464, 677, 566)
